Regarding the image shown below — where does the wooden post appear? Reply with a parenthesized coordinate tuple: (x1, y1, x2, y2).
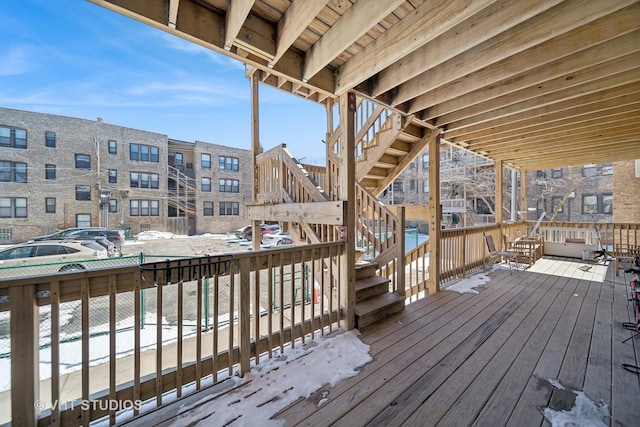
(520, 169, 528, 223)
(251, 73, 261, 250)
(396, 206, 406, 297)
(495, 159, 503, 225)
(10, 284, 39, 426)
(238, 258, 251, 375)
(427, 133, 441, 294)
(339, 92, 356, 330)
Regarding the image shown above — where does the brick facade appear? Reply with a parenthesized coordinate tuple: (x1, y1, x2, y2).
(0, 108, 252, 243)
(613, 160, 640, 224)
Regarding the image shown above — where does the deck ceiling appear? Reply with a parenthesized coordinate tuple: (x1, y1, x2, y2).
(91, 0, 640, 171)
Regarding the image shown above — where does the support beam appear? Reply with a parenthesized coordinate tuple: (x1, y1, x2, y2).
(224, 0, 256, 50)
(338, 92, 356, 330)
(247, 201, 345, 225)
(427, 134, 441, 294)
(251, 74, 261, 251)
(520, 170, 528, 222)
(272, 0, 329, 68)
(495, 159, 503, 224)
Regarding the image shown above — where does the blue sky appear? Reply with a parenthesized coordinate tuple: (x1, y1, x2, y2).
(1, 0, 328, 164)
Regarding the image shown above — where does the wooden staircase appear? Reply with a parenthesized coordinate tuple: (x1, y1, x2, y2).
(355, 262, 404, 329)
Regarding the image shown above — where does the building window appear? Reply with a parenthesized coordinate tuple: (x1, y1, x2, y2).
(423, 180, 429, 193)
(0, 197, 27, 218)
(108, 140, 117, 154)
(551, 196, 564, 213)
(0, 228, 12, 243)
(219, 179, 239, 193)
(0, 161, 27, 182)
(202, 177, 211, 192)
(130, 200, 159, 216)
(76, 214, 91, 227)
(551, 169, 563, 178)
(109, 199, 118, 213)
(602, 194, 613, 214)
(201, 153, 211, 169)
(169, 151, 184, 166)
(130, 144, 159, 162)
(75, 185, 91, 201)
(130, 172, 159, 189)
(409, 161, 415, 169)
(75, 154, 91, 169)
(536, 170, 546, 179)
(582, 195, 597, 214)
(219, 201, 239, 216)
(219, 156, 239, 171)
(45, 164, 56, 180)
(409, 179, 415, 191)
(582, 163, 612, 177)
(45, 131, 56, 148)
(108, 169, 117, 184)
(45, 198, 56, 213)
(422, 154, 429, 170)
(0, 126, 27, 148)
(203, 201, 214, 216)
(392, 181, 403, 192)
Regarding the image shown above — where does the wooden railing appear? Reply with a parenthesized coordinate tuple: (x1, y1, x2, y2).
(532, 221, 640, 249)
(1, 242, 343, 426)
(401, 222, 524, 300)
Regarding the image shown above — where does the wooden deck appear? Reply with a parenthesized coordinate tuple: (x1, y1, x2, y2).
(130, 257, 640, 426)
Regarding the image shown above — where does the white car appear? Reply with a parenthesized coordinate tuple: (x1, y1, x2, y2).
(262, 231, 293, 246)
(0, 240, 108, 278)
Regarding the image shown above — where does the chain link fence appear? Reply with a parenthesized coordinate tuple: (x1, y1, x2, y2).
(0, 256, 310, 360)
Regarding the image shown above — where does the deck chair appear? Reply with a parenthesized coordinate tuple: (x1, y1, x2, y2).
(485, 234, 521, 274)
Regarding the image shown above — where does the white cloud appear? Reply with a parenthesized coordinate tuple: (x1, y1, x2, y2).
(0, 45, 38, 76)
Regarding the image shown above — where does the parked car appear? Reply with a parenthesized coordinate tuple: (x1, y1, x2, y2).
(242, 224, 280, 240)
(262, 231, 293, 245)
(31, 227, 125, 255)
(0, 240, 109, 278)
(235, 225, 251, 239)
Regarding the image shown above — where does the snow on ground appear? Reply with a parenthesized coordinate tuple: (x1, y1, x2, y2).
(542, 378, 610, 426)
(442, 272, 492, 294)
(170, 330, 371, 427)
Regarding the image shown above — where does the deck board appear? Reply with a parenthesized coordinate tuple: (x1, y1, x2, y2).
(131, 258, 640, 427)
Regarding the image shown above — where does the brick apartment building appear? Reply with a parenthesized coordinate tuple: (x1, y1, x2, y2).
(0, 107, 252, 243)
(388, 146, 637, 228)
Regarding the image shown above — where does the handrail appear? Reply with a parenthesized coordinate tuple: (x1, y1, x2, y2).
(4, 242, 344, 426)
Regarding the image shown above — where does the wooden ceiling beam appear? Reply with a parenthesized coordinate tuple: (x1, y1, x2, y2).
(404, 1, 639, 110)
(271, 0, 329, 68)
(449, 97, 640, 144)
(442, 68, 640, 131)
(468, 113, 640, 149)
(482, 128, 640, 159)
(303, 0, 402, 82)
(335, 0, 499, 95)
(436, 55, 640, 127)
(423, 30, 640, 121)
(224, 0, 255, 50)
(373, 0, 563, 97)
(446, 82, 640, 139)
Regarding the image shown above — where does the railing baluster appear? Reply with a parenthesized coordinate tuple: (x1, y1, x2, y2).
(50, 281, 61, 427)
(108, 275, 117, 425)
(81, 277, 90, 426)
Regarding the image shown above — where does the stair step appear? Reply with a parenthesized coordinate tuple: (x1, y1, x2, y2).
(356, 276, 390, 302)
(355, 292, 405, 329)
(355, 262, 378, 280)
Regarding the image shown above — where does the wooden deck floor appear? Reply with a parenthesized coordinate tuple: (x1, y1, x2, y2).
(130, 257, 640, 426)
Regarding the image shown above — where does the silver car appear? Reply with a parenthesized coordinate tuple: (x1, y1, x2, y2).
(0, 240, 108, 278)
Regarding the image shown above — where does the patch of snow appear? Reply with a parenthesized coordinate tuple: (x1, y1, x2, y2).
(443, 273, 491, 294)
(543, 379, 610, 427)
(173, 330, 371, 426)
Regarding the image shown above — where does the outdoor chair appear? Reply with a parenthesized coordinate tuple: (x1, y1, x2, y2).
(485, 234, 521, 274)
